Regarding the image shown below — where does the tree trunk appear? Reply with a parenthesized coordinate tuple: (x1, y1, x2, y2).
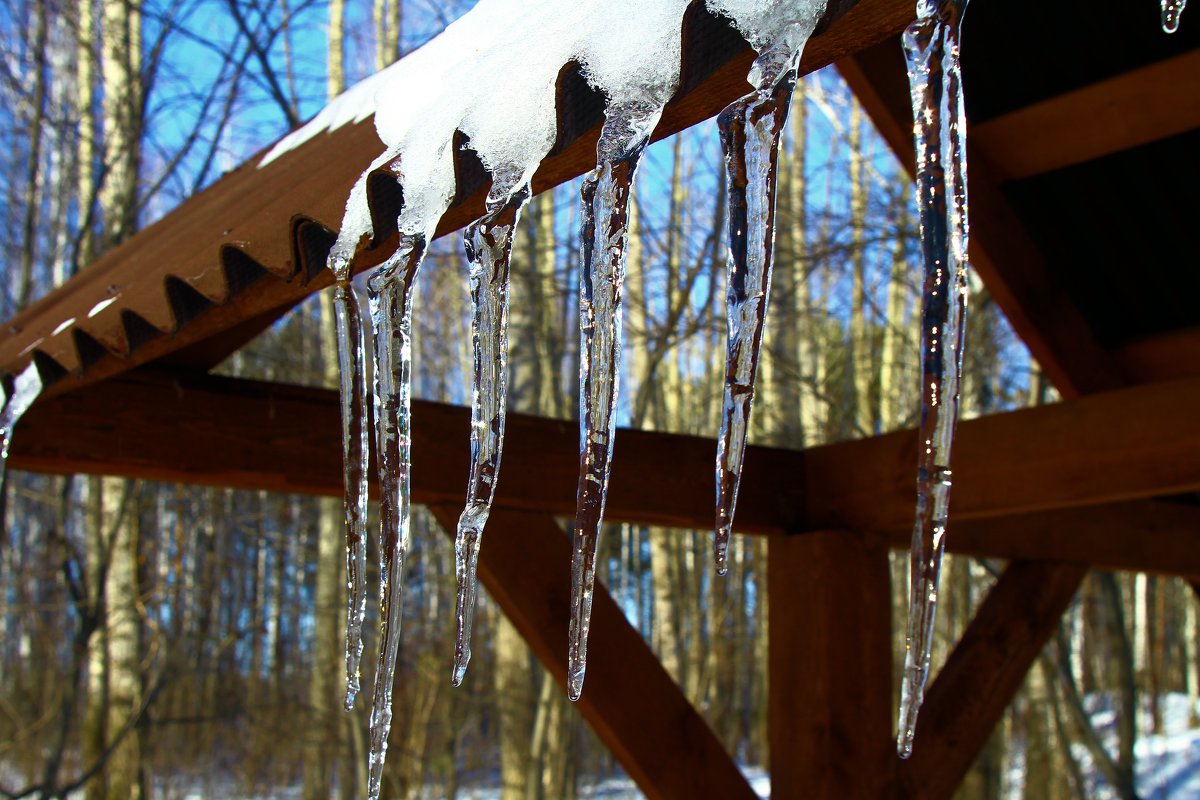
(879, 184, 911, 433)
(99, 0, 141, 247)
(847, 101, 872, 438)
(328, 0, 345, 100)
(496, 617, 534, 800)
(76, 0, 97, 269)
(18, 0, 49, 307)
(1187, 587, 1200, 726)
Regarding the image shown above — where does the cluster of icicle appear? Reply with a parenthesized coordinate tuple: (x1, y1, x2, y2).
(258, 0, 977, 790)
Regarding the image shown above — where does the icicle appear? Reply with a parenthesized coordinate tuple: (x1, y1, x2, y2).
(713, 21, 817, 576)
(568, 101, 663, 702)
(328, 270, 371, 711)
(365, 233, 428, 800)
(897, 0, 972, 759)
(0, 364, 44, 489)
(452, 179, 532, 687)
(1163, 0, 1188, 32)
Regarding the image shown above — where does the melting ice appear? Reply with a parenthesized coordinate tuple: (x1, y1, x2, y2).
(452, 178, 532, 687)
(1163, 0, 1188, 32)
(897, 0, 972, 759)
(710, 3, 825, 575)
(329, 273, 370, 711)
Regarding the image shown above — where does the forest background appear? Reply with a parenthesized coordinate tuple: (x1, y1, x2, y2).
(1, 0, 1197, 797)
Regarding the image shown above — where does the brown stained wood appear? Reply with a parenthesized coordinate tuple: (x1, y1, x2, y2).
(972, 51, 1200, 183)
(769, 531, 894, 798)
(10, 370, 1200, 574)
(896, 561, 1088, 800)
(1114, 327, 1200, 384)
(838, 38, 1123, 399)
(424, 505, 757, 800)
(889, 500, 1200, 580)
(0, 0, 915, 397)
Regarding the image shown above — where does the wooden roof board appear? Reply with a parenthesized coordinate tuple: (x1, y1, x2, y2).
(0, 115, 386, 373)
(1005, 128, 1200, 350)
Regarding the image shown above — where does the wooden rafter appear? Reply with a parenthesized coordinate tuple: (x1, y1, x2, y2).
(10, 369, 1200, 575)
(424, 505, 757, 800)
(971, 50, 1200, 183)
(1114, 328, 1200, 384)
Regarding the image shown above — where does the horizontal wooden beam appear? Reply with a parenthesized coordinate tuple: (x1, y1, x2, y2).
(9, 370, 1200, 573)
(425, 505, 757, 800)
(972, 51, 1200, 183)
(897, 561, 1087, 799)
(1114, 327, 1200, 384)
(903, 500, 1200, 580)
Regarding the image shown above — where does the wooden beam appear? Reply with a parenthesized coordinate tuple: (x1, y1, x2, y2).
(894, 500, 1200, 581)
(838, 38, 1123, 398)
(9, 370, 1200, 573)
(896, 561, 1088, 800)
(0, 0, 914, 396)
(769, 531, 894, 798)
(424, 505, 757, 800)
(1113, 327, 1200, 384)
(972, 51, 1200, 183)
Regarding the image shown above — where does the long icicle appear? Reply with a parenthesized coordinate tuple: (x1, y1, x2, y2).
(329, 273, 371, 711)
(365, 233, 427, 799)
(568, 102, 661, 702)
(897, 0, 971, 758)
(713, 24, 814, 576)
(452, 182, 531, 687)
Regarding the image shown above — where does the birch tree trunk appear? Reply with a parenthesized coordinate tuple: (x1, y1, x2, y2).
(847, 101, 873, 438)
(99, 0, 140, 248)
(879, 184, 911, 433)
(328, 0, 345, 100)
(76, 0, 97, 270)
(18, 0, 48, 307)
(1187, 588, 1199, 726)
(84, 477, 142, 800)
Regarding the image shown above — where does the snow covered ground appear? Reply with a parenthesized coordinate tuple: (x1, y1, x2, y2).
(14, 698, 1200, 798)
(1067, 693, 1200, 800)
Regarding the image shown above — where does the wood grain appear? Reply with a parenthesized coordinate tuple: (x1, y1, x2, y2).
(10, 370, 1200, 574)
(769, 531, 894, 798)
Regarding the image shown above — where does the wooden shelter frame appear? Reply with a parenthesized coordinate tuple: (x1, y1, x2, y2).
(2, 0, 1198, 796)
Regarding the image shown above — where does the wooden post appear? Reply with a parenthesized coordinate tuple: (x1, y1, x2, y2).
(769, 531, 894, 798)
